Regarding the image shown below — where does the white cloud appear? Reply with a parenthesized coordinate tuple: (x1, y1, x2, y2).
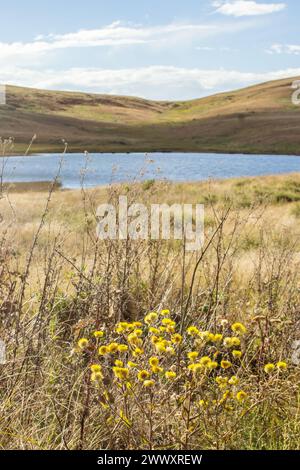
(268, 44, 300, 55)
(0, 21, 248, 62)
(213, 1, 286, 17)
(1, 65, 300, 100)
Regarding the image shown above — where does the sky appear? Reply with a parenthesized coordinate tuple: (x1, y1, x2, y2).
(0, 0, 299, 100)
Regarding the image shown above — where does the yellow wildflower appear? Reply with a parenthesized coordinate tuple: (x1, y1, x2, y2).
(127, 361, 137, 368)
(118, 344, 129, 353)
(171, 333, 183, 345)
(165, 371, 177, 380)
(199, 356, 211, 367)
(149, 357, 159, 367)
(155, 342, 167, 353)
(115, 360, 124, 367)
(90, 364, 102, 373)
(231, 337, 241, 347)
(151, 365, 163, 374)
(187, 351, 199, 362)
(228, 375, 239, 385)
(134, 329, 143, 337)
(236, 391, 247, 402)
(161, 309, 170, 316)
(93, 331, 104, 338)
(113, 367, 129, 381)
(99, 345, 109, 356)
(133, 348, 144, 357)
(231, 322, 247, 335)
(187, 326, 200, 336)
(91, 371, 103, 382)
(143, 380, 155, 387)
(108, 342, 119, 354)
(149, 327, 160, 335)
(137, 370, 150, 381)
(161, 318, 175, 326)
(133, 322, 142, 328)
(223, 337, 233, 348)
(144, 312, 158, 325)
(232, 350, 242, 359)
(208, 361, 218, 370)
(78, 338, 89, 350)
(221, 360, 232, 369)
(264, 363, 275, 374)
(212, 333, 223, 343)
(277, 361, 287, 371)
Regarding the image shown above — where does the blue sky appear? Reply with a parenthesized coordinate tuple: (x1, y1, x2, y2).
(0, 0, 299, 99)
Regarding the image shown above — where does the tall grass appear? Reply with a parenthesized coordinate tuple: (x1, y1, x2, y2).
(0, 143, 299, 450)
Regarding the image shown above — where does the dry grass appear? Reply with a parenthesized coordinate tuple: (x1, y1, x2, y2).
(0, 158, 300, 450)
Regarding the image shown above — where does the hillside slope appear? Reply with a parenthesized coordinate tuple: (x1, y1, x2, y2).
(1, 77, 300, 155)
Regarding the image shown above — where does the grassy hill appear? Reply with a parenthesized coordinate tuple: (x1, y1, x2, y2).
(1, 77, 300, 155)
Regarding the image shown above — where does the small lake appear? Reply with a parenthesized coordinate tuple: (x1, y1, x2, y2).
(1, 152, 299, 189)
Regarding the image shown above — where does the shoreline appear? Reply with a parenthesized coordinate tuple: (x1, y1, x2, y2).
(3, 148, 300, 158)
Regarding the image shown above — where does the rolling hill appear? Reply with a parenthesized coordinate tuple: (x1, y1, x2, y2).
(1, 77, 300, 155)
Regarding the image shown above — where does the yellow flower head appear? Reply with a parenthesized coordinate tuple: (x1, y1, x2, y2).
(236, 390, 247, 402)
(93, 331, 104, 338)
(143, 380, 155, 388)
(231, 337, 241, 347)
(91, 371, 103, 382)
(216, 376, 228, 388)
(187, 351, 199, 362)
(99, 345, 109, 356)
(118, 344, 129, 353)
(189, 363, 204, 375)
(113, 367, 129, 381)
(138, 370, 150, 381)
(187, 326, 200, 336)
(151, 365, 163, 374)
(149, 356, 159, 367)
(231, 322, 247, 335)
(133, 322, 143, 328)
(223, 337, 234, 348)
(144, 312, 158, 325)
(232, 350, 242, 359)
(165, 371, 177, 380)
(90, 364, 102, 373)
(161, 309, 170, 316)
(134, 329, 143, 337)
(199, 356, 211, 367)
(133, 348, 144, 357)
(115, 360, 124, 367)
(78, 338, 89, 350)
(108, 342, 119, 354)
(127, 361, 137, 368)
(115, 322, 129, 334)
(221, 360, 232, 370)
(161, 318, 176, 327)
(264, 363, 275, 374)
(155, 342, 167, 353)
(212, 333, 223, 343)
(171, 333, 183, 345)
(208, 361, 218, 370)
(228, 375, 239, 385)
(277, 361, 287, 372)
(149, 327, 160, 335)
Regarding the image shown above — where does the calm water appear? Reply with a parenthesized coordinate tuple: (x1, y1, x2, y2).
(1, 152, 299, 189)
